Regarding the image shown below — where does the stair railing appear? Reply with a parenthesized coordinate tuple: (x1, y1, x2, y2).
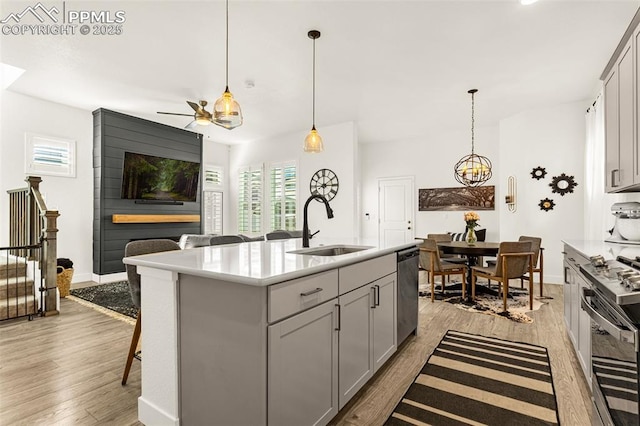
(7, 176, 59, 316)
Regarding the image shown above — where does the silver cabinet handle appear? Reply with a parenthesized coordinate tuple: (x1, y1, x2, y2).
(300, 287, 323, 297)
(612, 169, 620, 187)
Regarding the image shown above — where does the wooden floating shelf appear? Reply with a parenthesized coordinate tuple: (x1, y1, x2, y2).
(112, 214, 201, 224)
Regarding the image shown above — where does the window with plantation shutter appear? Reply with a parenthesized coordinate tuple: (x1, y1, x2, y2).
(269, 162, 297, 231)
(203, 190, 223, 235)
(238, 166, 263, 234)
(204, 166, 223, 188)
(25, 133, 76, 177)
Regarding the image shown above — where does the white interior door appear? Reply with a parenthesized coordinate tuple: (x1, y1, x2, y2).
(378, 177, 414, 247)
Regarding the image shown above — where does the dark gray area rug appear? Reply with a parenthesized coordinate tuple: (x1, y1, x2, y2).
(385, 330, 560, 425)
(69, 281, 137, 318)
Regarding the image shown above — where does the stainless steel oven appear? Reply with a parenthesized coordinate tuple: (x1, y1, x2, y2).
(582, 285, 640, 425)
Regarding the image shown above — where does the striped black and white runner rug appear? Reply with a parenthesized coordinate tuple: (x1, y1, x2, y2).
(386, 330, 560, 425)
(592, 355, 638, 424)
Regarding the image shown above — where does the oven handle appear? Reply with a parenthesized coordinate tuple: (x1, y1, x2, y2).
(581, 287, 637, 350)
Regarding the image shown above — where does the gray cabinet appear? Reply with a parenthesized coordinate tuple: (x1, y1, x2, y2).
(604, 24, 638, 192)
(562, 244, 591, 382)
(268, 253, 398, 425)
(338, 284, 374, 408)
(338, 273, 397, 409)
(372, 274, 397, 371)
(268, 300, 339, 426)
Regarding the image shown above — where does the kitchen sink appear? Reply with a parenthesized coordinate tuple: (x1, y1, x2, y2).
(288, 245, 373, 256)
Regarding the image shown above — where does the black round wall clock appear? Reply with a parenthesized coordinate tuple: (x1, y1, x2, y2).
(310, 168, 339, 202)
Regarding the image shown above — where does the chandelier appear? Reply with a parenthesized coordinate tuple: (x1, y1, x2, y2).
(454, 89, 492, 187)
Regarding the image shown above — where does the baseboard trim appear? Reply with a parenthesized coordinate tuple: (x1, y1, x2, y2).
(92, 272, 127, 284)
(138, 396, 179, 426)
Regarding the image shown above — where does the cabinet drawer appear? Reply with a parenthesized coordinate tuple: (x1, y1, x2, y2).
(268, 270, 339, 323)
(339, 254, 396, 294)
(563, 244, 589, 272)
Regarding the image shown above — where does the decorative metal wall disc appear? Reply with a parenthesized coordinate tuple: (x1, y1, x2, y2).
(531, 166, 547, 180)
(549, 173, 577, 196)
(539, 198, 555, 212)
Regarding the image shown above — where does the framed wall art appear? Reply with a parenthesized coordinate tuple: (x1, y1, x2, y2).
(418, 185, 495, 211)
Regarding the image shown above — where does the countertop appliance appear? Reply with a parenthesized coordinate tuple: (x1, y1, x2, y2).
(580, 256, 640, 425)
(397, 247, 419, 345)
(606, 202, 640, 245)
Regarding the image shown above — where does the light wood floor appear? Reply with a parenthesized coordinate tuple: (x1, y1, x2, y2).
(0, 279, 590, 425)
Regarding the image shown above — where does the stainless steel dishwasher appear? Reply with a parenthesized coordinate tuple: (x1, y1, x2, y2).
(397, 246, 419, 345)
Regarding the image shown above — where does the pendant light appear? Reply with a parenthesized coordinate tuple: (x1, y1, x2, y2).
(213, 0, 242, 130)
(454, 89, 492, 187)
(304, 30, 323, 153)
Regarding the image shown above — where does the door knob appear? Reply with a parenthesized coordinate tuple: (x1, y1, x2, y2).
(407, 227, 411, 230)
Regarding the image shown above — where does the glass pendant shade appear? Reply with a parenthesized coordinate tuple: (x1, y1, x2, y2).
(304, 127, 323, 153)
(454, 153, 493, 187)
(213, 88, 243, 129)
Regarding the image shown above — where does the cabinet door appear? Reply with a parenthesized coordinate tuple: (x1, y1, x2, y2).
(268, 300, 338, 426)
(570, 266, 581, 350)
(563, 261, 572, 331)
(338, 285, 373, 409)
(372, 274, 397, 372)
(605, 65, 620, 192)
(576, 274, 592, 383)
(618, 39, 634, 187)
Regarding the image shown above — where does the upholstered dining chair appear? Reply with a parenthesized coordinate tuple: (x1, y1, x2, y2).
(518, 236, 544, 297)
(419, 238, 467, 302)
(265, 230, 303, 240)
(122, 239, 181, 385)
(209, 235, 245, 245)
(471, 241, 534, 312)
(487, 236, 544, 296)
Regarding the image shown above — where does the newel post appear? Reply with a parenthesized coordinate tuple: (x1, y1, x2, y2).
(42, 210, 60, 316)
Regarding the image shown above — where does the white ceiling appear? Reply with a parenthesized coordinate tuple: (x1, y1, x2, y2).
(1, 0, 638, 146)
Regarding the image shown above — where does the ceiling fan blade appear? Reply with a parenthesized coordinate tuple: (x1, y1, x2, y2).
(186, 101, 203, 113)
(185, 120, 198, 129)
(157, 111, 194, 117)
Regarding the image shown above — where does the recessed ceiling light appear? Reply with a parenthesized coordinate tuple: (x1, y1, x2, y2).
(521, 0, 538, 5)
(0, 62, 25, 89)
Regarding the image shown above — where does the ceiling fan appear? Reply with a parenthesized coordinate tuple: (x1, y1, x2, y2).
(157, 100, 213, 129)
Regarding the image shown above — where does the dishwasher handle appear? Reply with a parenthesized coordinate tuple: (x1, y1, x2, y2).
(397, 247, 419, 262)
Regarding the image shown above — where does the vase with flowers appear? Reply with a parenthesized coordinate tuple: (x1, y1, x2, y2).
(464, 211, 480, 245)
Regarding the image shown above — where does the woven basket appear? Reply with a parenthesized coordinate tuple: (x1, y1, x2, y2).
(57, 267, 74, 298)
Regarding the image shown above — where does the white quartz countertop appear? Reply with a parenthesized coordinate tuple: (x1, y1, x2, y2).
(563, 239, 640, 260)
(123, 238, 419, 286)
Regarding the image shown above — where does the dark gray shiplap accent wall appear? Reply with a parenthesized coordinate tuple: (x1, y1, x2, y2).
(93, 109, 203, 275)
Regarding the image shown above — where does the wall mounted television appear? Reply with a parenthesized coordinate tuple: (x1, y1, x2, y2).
(121, 151, 200, 202)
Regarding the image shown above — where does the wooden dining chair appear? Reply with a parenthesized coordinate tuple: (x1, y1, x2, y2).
(122, 239, 181, 385)
(518, 236, 544, 297)
(419, 239, 467, 302)
(471, 241, 534, 312)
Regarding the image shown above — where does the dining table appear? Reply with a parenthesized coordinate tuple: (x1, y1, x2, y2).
(437, 241, 500, 298)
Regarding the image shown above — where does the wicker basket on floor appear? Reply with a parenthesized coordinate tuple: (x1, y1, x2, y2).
(57, 266, 74, 298)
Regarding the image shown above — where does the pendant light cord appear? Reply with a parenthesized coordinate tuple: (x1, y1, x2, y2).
(225, 0, 229, 90)
(312, 36, 316, 129)
(470, 91, 475, 155)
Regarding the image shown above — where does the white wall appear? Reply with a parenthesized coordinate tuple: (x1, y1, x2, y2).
(499, 101, 586, 284)
(229, 122, 357, 239)
(359, 126, 501, 242)
(0, 91, 231, 283)
(0, 91, 94, 282)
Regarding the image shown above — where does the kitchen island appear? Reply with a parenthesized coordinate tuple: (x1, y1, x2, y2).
(123, 238, 418, 426)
